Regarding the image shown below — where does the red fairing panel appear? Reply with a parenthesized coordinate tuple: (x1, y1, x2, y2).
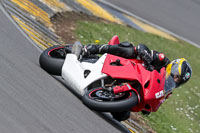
(131, 68, 166, 112)
(103, 35, 166, 112)
(108, 35, 120, 45)
(102, 54, 151, 83)
(102, 54, 166, 112)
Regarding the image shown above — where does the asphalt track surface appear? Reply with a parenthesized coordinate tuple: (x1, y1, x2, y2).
(0, 8, 125, 133)
(106, 0, 200, 47)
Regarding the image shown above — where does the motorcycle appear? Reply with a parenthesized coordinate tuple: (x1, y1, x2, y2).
(39, 35, 169, 121)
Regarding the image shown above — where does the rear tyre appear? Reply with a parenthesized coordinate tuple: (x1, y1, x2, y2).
(82, 87, 138, 112)
(39, 45, 72, 75)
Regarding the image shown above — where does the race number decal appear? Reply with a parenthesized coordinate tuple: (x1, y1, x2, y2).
(155, 90, 164, 99)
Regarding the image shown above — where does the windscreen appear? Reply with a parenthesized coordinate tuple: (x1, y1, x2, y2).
(164, 75, 176, 96)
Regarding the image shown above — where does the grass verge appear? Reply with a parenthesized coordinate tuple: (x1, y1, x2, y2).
(75, 21, 200, 133)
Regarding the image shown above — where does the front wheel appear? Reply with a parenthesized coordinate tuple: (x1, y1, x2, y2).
(82, 88, 138, 112)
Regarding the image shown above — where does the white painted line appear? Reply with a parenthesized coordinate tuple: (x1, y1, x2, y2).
(96, 0, 200, 48)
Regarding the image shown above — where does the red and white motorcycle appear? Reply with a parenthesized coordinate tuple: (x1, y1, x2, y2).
(39, 36, 171, 120)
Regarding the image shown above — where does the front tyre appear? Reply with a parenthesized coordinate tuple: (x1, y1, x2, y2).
(82, 88, 138, 112)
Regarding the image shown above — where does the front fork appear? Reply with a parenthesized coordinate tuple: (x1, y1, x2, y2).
(101, 79, 141, 103)
(113, 83, 141, 103)
(113, 83, 133, 94)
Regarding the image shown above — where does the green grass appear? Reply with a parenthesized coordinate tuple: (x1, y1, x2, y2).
(75, 21, 200, 133)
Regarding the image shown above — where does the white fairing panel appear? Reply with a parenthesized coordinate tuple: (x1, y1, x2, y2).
(62, 54, 107, 96)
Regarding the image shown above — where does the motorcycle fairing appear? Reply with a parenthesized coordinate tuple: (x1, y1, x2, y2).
(102, 54, 152, 85)
(132, 67, 166, 112)
(62, 54, 107, 96)
(102, 54, 166, 112)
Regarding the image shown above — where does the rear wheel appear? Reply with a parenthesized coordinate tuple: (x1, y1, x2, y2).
(39, 45, 72, 75)
(82, 87, 138, 112)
